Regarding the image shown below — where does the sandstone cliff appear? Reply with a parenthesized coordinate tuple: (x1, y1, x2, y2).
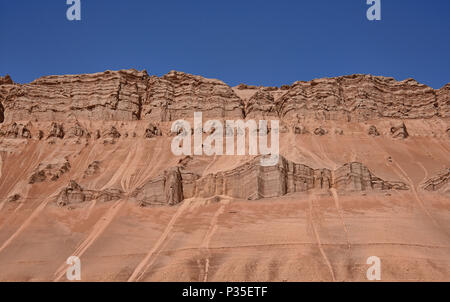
(0, 70, 449, 282)
(0, 70, 448, 123)
(131, 156, 409, 206)
(144, 71, 243, 121)
(0, 70, 148, 122)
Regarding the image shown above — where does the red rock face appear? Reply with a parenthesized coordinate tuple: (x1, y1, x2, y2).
(0, 70, 148, 122)
(144, 71, 244, 121)
(275, 75, 443, 121)
(437, 84, 450, 118)
(0, 70, 449, 281)
(422, 168, 450, 194)
(1, 70, 448, 123)
(0, 75, 13, 86)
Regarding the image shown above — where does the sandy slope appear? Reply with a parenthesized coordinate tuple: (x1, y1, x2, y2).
(0, 117, 448, 281)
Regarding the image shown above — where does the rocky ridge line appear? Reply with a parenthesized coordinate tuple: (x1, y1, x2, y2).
(0, 70, 448, 123)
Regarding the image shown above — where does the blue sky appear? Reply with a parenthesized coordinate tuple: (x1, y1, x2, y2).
(0, 0, 449, 88)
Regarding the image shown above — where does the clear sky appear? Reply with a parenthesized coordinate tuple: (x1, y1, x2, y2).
(0, 0, 449, 88)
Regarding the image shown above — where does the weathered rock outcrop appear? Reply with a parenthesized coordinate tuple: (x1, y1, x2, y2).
(422, 168, 450, 195)
(194, 157, 408, 200)
(0, 102, 4, 124)
(334, 162, 409, 191)
(67, 121, 90, 138)
(0, 69, 449, 282)
(368, 125, 380, 136)
(132, 167, 187, 206)
(276, 75, 446, 121)
(57, 180, 123, 207)
(0, 70, 148, 122)
(144, 71, 243, 121)
(293, 125, 309, 135)
(144, 122, 162, 138)
(0, 71, 448, 123)
(7, 194, 21, 203)
(437, 84, 450, 118)
(245, 89, 277, 118)
(314, 127, 328, 136)
(29, 158, 71, 184)
(83, 161, 101, 178)
(132, 156, 409, 205)
(390, 122, 409, 139)
(0, 76, 11, 122)
(102, 126, 121, 138)
(47, 122, 65, 139)
(0, 122, 32, 139)
(0, 75, 13, 85)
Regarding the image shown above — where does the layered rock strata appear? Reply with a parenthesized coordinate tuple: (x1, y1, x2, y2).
(422, 168, 450, 195)
(57, 180, 123, 207)
(132, 156, 409, 206)
(1, 71, 448, 123)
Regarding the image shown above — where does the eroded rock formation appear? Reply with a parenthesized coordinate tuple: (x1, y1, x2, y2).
(132, 156, 409, 205)
(245, 89, 277, 118)
(29, 158, 71, 184)
(132, 167, 186, 206)
(6, 194, 21, 203)
(277, 75, 444, 121)
(67, 121, 90, 138)
(0, 69, 447, 208)
(144, 122, 162, 138)
(422, 168, 450, 195)
(144, 71, 243, 121)
(390, 122, 409, 139)
(83, 161, 101, 178)
(1, 71, 448, 123)
(437, 84, 450, 118)
(57, 180, 123, 207)
(0, 70, 148, 122)
(334, 162, 408, 191)
(0, 70, 448, 282)
(0, 122, 32, 139)
(368, 125, 380, 136)
(47, 122, 65, 139)
(194, 157, 408, 200)
(102, 126, 121, 138)
(0, 75, 13, 85)
(314, 127, 328, 136)
(293, 125, 309, 135)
